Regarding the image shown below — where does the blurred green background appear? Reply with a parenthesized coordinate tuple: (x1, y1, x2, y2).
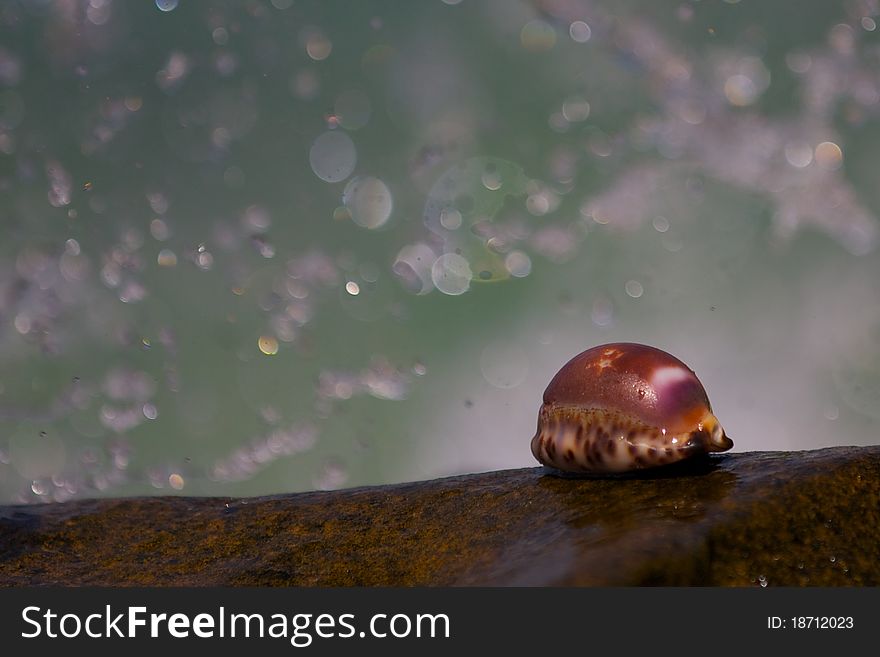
(1, 0, 879, 503)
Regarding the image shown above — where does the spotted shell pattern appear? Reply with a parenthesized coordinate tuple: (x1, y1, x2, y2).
(531, 343, 732, 473)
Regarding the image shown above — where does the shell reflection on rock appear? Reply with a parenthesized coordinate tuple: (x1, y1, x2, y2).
(531, 343, 732, 473)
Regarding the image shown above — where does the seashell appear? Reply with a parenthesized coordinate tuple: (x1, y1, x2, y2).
(531, 342, 732, 473)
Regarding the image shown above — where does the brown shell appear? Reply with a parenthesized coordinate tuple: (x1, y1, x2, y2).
(532, 343, 732, 473)
(543, 342, 711, 434)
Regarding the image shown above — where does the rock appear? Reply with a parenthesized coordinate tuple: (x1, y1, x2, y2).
(1, 446, 878, 586)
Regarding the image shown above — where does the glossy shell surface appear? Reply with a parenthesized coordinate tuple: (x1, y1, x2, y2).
(531, 343, 732, 473)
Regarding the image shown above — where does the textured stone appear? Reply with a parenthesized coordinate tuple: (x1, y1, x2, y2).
(1, 446, 878, 586)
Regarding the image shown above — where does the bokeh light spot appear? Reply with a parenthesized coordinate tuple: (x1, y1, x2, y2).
(562, 96, 590, 122)
(303, 27, 333, 61)
(393, 243, 436, 295)
(815, 141, 843, 170)
(521, 20, 557, 52)
(258, 336, 279, 355)
(157, 249, 177, 267)
(652, 216, 670, 232)
(439, 207, 462, 230)
(309, 131, 356, 183)
(431, 253, 472, 295)
(569, 21, 592, 42)
(784, 142, 813, 168)
(504, 251, 532, 278)
(625, 280, 644, 298)
(342, 176, 393, 229)
(155, 0, 179, 12)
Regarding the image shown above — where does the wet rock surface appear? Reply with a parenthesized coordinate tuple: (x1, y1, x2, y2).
(1, 446, 878, 586)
